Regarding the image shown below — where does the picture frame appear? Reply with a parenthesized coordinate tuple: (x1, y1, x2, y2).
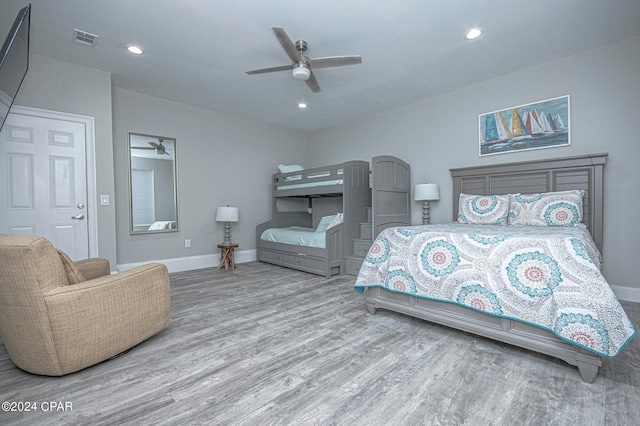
(479, 95, 570, 156)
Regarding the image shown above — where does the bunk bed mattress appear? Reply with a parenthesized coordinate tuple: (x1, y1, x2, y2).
(275, 178, 343, 191)
(260, 226, 326, 248)
(354, 223, 635, 357)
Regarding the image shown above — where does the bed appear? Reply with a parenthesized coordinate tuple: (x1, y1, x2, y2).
(257, 161, 372, 278)
(354, 153, 636, 382)
(257, 156, 411, 278)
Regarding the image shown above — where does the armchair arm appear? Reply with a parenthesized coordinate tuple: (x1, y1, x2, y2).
(43, 263, 171, 375)
(74, 258, 111, 280)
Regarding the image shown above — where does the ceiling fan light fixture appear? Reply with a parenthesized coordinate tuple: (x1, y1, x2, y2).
(292, 64, 311, 81)
(246, 27, 362, 93)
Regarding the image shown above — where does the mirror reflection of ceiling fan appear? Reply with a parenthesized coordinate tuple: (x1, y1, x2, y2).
(246, 27, 362, 93)
(132, 139, 170, 155)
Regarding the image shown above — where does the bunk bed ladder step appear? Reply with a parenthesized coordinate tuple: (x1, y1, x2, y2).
(346, 207, 373, 276)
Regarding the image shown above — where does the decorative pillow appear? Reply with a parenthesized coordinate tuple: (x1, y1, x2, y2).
(57, 249, 86, 284)
(148, 221, 171, 230)
(327, 212, 344, 230)
(508, 190, 584, 226)
(457, 193, 510, 225)
(278, 164, 304, 181)
(316, 215, 337, 232)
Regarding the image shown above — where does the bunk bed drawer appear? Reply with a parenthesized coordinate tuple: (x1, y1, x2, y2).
(260, 248, 326, 275)
(346, 257, 364, 276)
(352, 239, 372, 257)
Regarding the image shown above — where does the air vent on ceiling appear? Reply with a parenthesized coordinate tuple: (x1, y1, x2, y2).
(72, 29, 98, 48)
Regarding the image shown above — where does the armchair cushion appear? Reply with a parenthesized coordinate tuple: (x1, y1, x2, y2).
(57, 250, 86, 284)
(73, 257, 111, 281)
(44, 263, 171, 375)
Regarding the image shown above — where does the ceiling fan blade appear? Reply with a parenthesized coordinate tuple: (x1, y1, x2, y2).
(309, 56, 362, 69)
(272, 27, 300, 62)
(305, 71, 321, 93)
(132, 146, 155, 150)
(246, 64, 293, 75)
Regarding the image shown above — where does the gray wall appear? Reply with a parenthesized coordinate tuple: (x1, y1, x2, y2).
(13, 54, 117, 268)
(112, 87, 308, 264)
(9, 38, 639, 292)
(308, 36, 640, 290)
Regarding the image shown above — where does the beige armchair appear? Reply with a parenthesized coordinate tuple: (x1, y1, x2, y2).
(0, 234, 171, 376)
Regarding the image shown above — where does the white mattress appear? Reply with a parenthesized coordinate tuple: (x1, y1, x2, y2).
(260, 226, 325, 248)
(275, 179, 343, 191)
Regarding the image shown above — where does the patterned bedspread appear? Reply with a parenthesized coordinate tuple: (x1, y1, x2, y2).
(354, 223, 635, 357)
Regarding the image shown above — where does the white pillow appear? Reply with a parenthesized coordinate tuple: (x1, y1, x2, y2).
(327, 212, 343, 230)
(278, 164, 304, 181)
(278, 164, 303, 173)
(315, 215, 337, 232)
(148, 221, 171, 230)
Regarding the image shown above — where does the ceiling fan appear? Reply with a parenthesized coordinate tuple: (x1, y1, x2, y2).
(132, 139, 170, 155)
(246, 27, 362, 93)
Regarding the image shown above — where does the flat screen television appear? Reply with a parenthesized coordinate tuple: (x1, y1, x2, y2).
(0, 4, 30, 134)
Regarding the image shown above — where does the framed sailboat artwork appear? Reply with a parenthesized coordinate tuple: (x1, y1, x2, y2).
(479, 95, 570, 156)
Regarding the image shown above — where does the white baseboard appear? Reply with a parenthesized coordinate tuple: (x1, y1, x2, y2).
(116, 249, 257, 274)
(610, 285, 640, 303)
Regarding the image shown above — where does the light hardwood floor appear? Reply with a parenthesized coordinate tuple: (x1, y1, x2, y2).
(1, 261, 639, 425)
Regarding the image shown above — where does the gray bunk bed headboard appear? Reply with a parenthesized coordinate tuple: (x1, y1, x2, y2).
(450, 153, 608, 251)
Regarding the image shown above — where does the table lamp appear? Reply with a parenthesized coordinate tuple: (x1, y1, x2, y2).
(216, 206, 239, 245)
(414, 183, 440, 224)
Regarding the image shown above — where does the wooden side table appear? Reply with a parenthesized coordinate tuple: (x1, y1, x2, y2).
(217, 243, 238, 270)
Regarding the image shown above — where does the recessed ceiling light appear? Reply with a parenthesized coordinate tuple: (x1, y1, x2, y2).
(465, 28, 482, 40)
(127, 45, 143, 55)
(298, 103, 307, 109)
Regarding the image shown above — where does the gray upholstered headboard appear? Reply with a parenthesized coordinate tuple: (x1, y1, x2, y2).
(450, 153, 608, 251)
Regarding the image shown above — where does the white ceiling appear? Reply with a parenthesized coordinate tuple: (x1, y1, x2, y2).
(2, 0, 640, 133)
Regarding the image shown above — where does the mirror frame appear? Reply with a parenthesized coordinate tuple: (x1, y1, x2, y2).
(128, 132, 179, 234)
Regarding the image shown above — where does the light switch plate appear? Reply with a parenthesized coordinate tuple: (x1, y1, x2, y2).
(100, 195, 109, 205)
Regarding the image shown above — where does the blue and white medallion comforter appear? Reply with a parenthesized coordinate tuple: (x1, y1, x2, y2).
(354, 223, 635, 357)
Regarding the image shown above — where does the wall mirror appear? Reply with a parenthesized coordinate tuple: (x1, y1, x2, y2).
(128, 132, 179, 234)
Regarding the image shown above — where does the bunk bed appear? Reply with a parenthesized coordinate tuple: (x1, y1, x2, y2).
(257, 161, 370, 278)
(355, 153, 636, 383)
(256, 156, 410, 278)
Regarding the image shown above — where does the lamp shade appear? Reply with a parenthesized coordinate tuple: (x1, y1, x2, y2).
(414, 183, 440, 201)
(216, 206, 239, 222)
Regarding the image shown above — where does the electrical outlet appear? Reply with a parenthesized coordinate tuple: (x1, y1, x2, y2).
(184, 239, 191, 248)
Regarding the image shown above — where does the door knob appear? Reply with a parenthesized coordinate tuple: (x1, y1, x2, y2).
(71, 214, 85, 220)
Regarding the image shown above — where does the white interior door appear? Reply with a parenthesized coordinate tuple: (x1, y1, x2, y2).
(0, 109, 89, 260)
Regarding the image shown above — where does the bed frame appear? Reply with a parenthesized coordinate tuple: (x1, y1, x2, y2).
(257, 156, 411, 278)
(257, 161, 371, 278)
(364, 153, 609, 382)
